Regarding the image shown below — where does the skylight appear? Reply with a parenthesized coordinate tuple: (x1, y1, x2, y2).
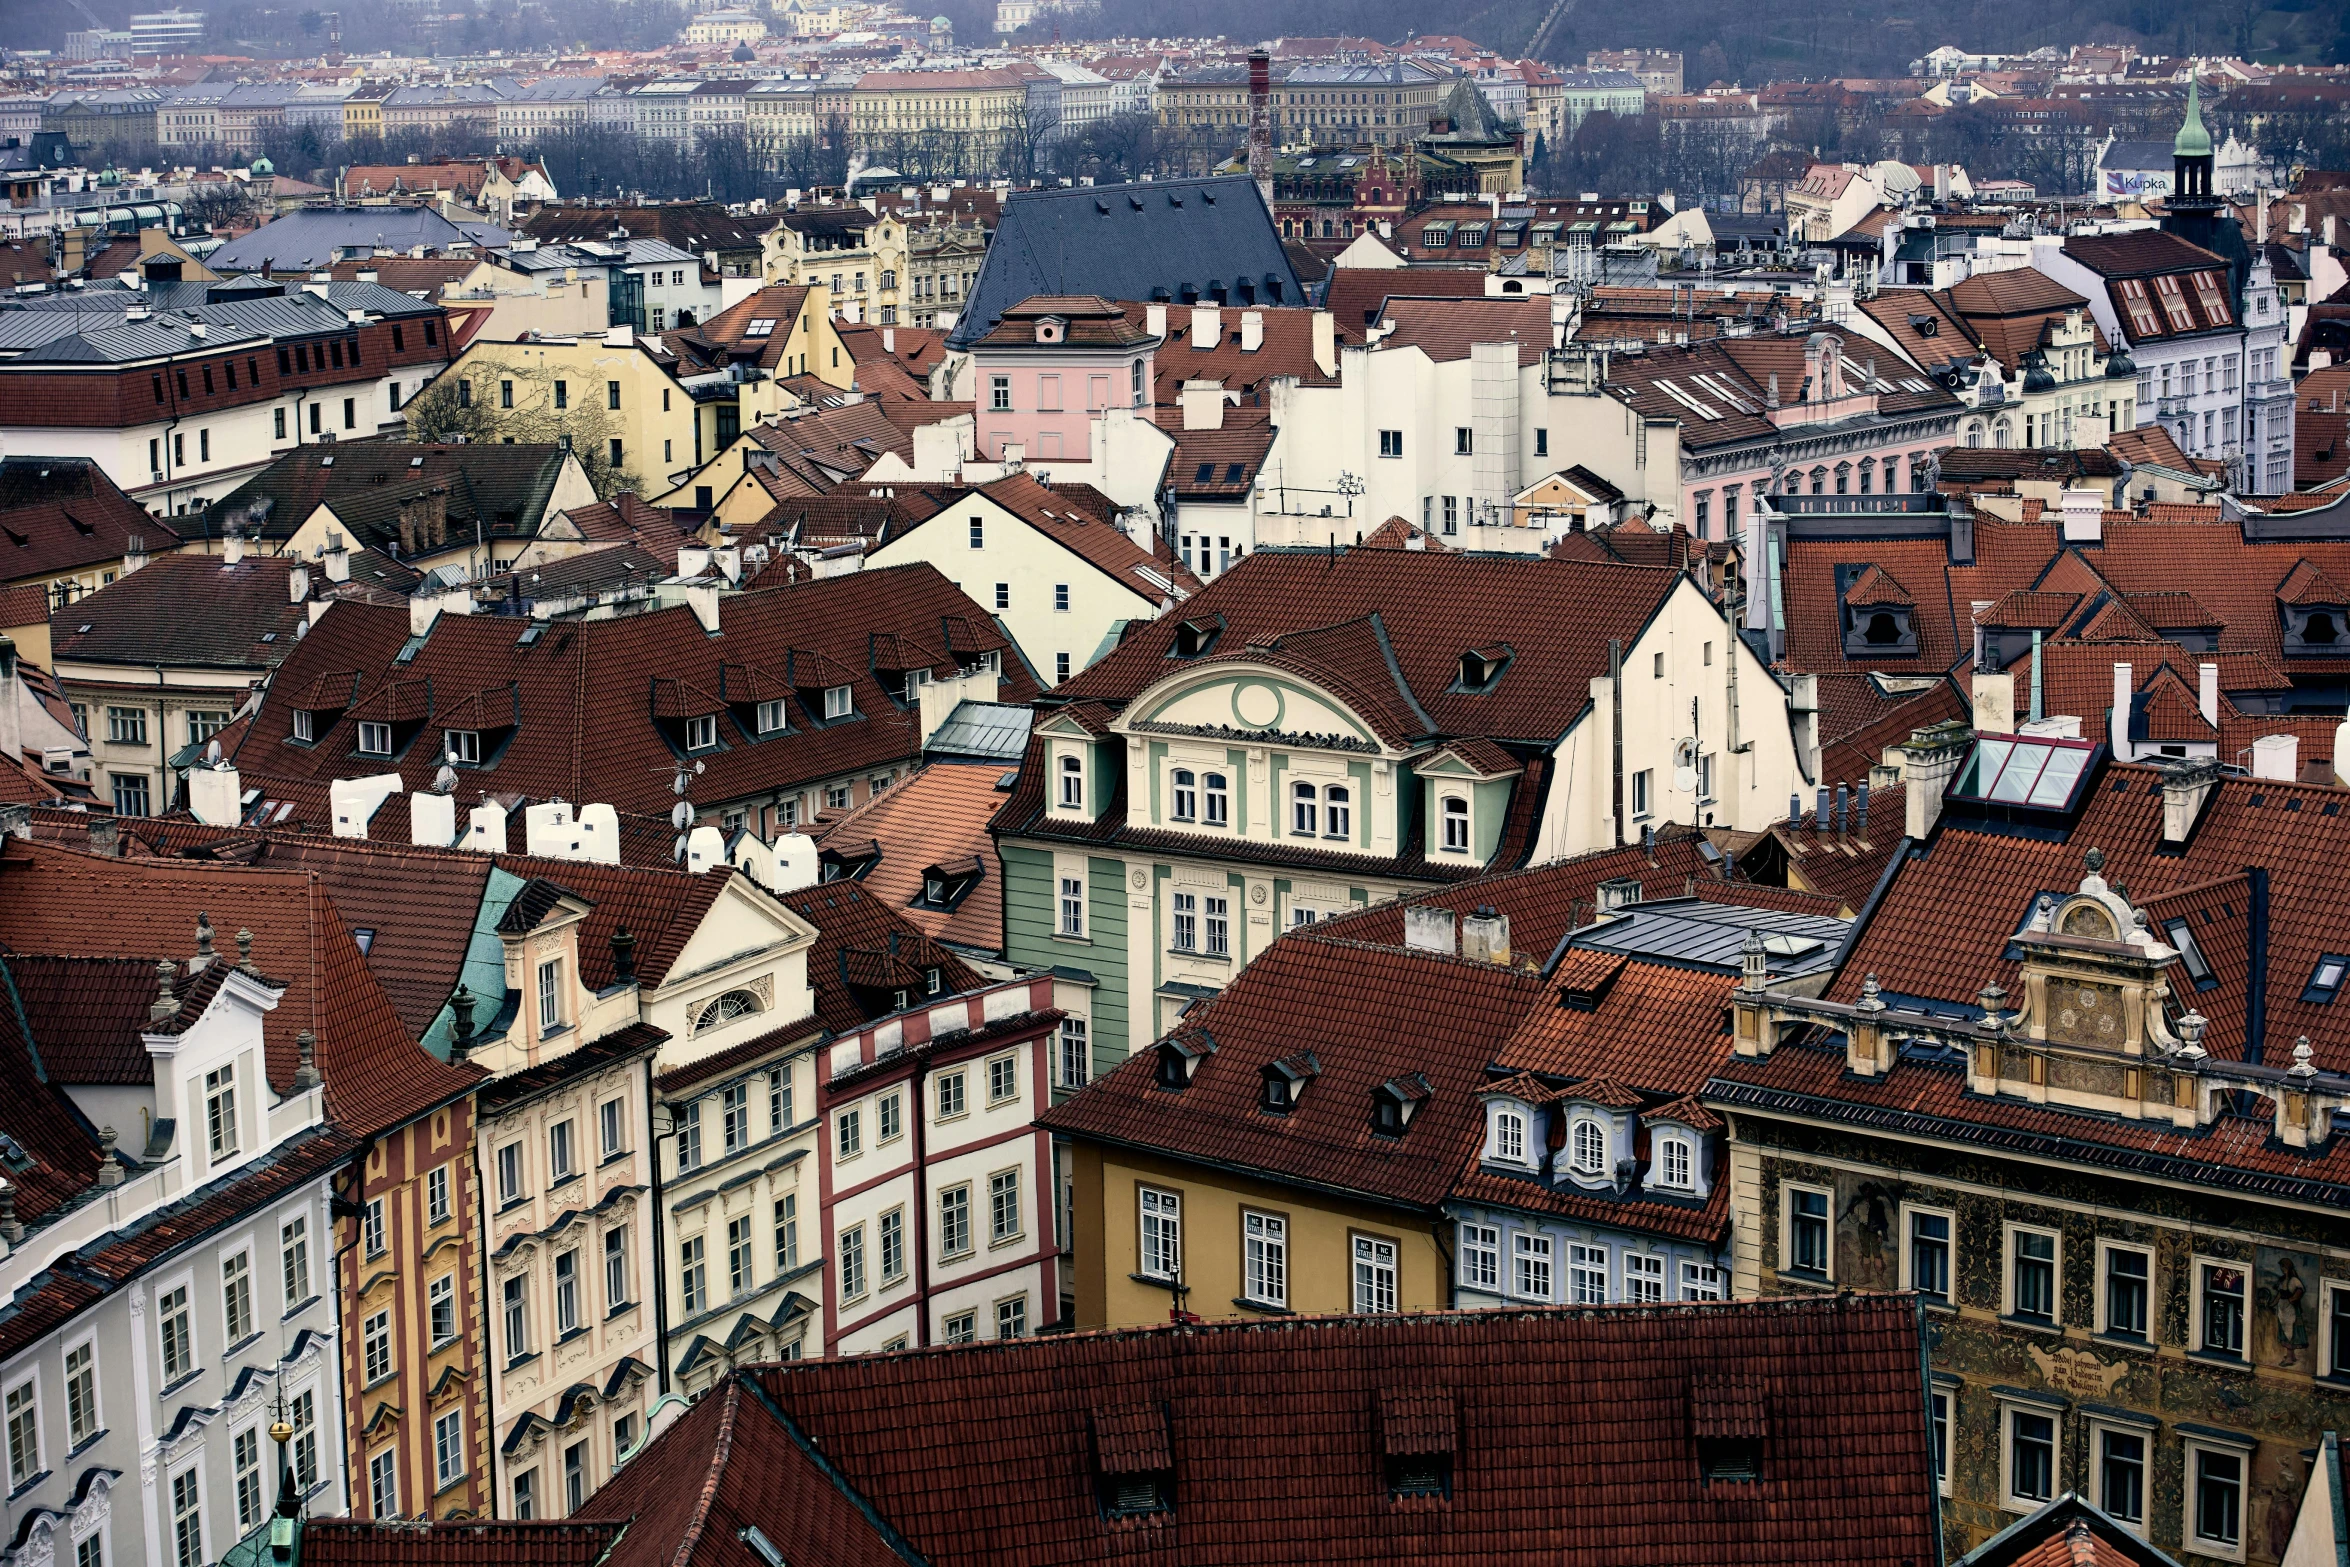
(744, 317, 777, 337)
(1951, 735, 2097, 812)
(2304, 954, 2349, 1004)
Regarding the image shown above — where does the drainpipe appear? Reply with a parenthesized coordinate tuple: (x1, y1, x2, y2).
(2029, 630, 2043, 724)
(646, 1074, 671, 1394)
(1609, 638, 1625, 846)
(909, 1053, 930, 1349)
(469, 1132, 500, 1513)
(2245, 865, 2269, 1066)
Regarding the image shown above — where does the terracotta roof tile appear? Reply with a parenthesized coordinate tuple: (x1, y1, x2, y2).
(0, 458, 179, 582)
(300, 1520, 627, 1565)
(812, 762, 1009, 953)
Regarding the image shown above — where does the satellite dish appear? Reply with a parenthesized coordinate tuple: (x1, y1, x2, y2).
(1672, 738, 1700, 769)
(204, 739, 222, 764)
(1674, 766, 1699, 793)
(673, 834, 688, 861)
(671, 800, 694, 830)
(433, 764, 458, 794)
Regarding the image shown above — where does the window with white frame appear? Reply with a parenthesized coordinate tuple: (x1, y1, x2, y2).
(159, 1285, 194, 1382)
(989, 1169, 1021, 1242)
(1059, 874, 1085, 937)
(2187, 1439, 2246, 1555)
(756, 699, 787, 735)
(1058, 754, 1084, 810)
(677, 1102, 702, 1171)
(434, 1408, 466, 1490)
(2197, 1259, 2246, 1358)
(1323, 784, 1351, 839)
(1139, 1187, 1181, 1280)
(502, 1275, 531, 1358)
(291, 1389, 317, 1490)
(363, 1196, 385, 1257)
(549, 1118, 575, 1181)
(5, 1380, 37, 1488)
(879, 1209, 904, 1283)
(1172, 891, 1197, 951)
(939, 1184, 971, 1258)
(2328, 1280, 2350, 1379)
(222, 1250, 254, 1342)
(1624, 1252, 1665, 1304)
(997, 1295, 1027, 1339)
(426, 1164, 451, 1226)
(281, 1216, 310, 1306)
(173, 1467, 206, 1562)
(1291, 781, 1318, 836)
(678, 1237, 706, 1316)
(367, 1446, 397, 1519)
(357, 721, 392, 756)
(2003, 1404, 2058, 1510)
(605, 1227, 630, 1307)
(1057, 1017, 1089, 1088)
(1679, 1260, 1723, 1301)
(65, 1342, 97, 1449)
(1904, 1206, 1952, 1302)
(537, 958, 564, 1033)
(602, 1097, 628, 1158)
(836, 1107, 862, 1159)
(234, 1425, 263, 1529)
(723, 1083, 751, 1152)
(1512, 1232, 1554, 1300)
(824, 685, 852, 720)
(1204, 894, 1229, 957)
(427, 1271, 457, 1347)
(363, 1309, 393, 1383)
(2092, 1421, 2147, 1526)
(556, 1249, 581, 1332)
(988, 1054, 1018, 1105)
(1929, 1388, 1953, 1496)
(1567, 1242, 1608, 1304)
(1783, 1185, 1830, 1277)
(497, 1143, 523, 1203)
(1201, 772, 1228, 827)
(839, 1224, 866, 1299)
(1244, 1211, 1288, 1306)
(205, 1064, 239, 1159)
(1441, 795, 1469, 852)
(685, 714, 716, 751)
(1569, 1116, 1607, 1177)
(1353, 1234, 1399, 1313)
(1171, 767, 1197, 820)
(1492, 1106, 1527, 1165)
(2008, 1225, 2058, 1323)
(2100, 1243, 2151, 1340)
(1655, 1132, 1694, 1190)
(1460, 1223, 1500, 1292)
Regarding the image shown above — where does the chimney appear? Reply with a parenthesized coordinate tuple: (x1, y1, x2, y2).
(1901, 720, 1972, 839)
(189, 761, 243, 827)
(2059, 488, 2103, 544)
(1247, 50, 1272, 204)
(288, 562, 311, 603)
(0, 638, 17, 776)
(2251, 734, 2299, 781)
(2159, 757, 2220, 844)
(89, 817, 121, 857)
(882, 326, 895, 353)
(2198, 662, 2218, 728)
(1460, 907, 1511, 964)
(1180, 380, 1226, 431)
(1146, 301, 1168, 339)
(323, 531, 350, 583)
(0, 803, 28, 840)
(609, 927, 637, 984)
(2245, 865, 2270, 1065)
(1190, 304, 1222, 347)
(1403, 904, 1457, 956)
(223, 529, 247, 566)
(123, 534, 150, 575)
(1310, 309, 1336, 376)
(1239, 310, 1264, 352)
(2111, 662, 2133, 760)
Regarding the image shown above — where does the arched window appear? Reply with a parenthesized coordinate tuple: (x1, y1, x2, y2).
(2307, 612, 2341, 646)
(1992, 417, 2014, 449)
(696, 990, 760, 1033)
(1571, 1118, 1606, 1176)
(1441, 795, 1469, 852)
(1323, 784, 1351, 839)
(1058, 754, 1083, 809)
(1863, 611, 1904, 646)
(1202, 772, 1229, 826)
(1494, 1108, 1526, 1163)
(1809, 467, 1827, 495)
(1171, 768, 1197, 821)
(1858, 458, 1875, 495)
(1291, 781, 1318, 836)
(1833, 463, 1851, 494)
(1658, 1135, 1693, 1188)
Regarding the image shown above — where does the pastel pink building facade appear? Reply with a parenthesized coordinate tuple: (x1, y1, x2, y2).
(966, 294, 1159, 464)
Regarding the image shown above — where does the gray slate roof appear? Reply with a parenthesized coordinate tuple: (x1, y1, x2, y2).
(1, 283, 442, 365)
(1568, 897, 1851, 980)
(209, 207, 512, 274)
(946, 175, 1303, 349)
(923, 700, 1032, 762)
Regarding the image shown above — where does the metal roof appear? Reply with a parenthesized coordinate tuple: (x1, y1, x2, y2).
(1569, 897, 1851, 980)
(923, 700, 1033, 762)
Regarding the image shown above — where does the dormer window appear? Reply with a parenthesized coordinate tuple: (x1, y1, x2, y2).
(1202, 772, 1228, 827)
(915, 857, 981, 910)
(1656, 1133, 1694, 1190)
(1494, 1107, 1526, 1163)
(445, 728, 481, 765)
(1058, 754, 1084, 810)
(1033, 316, 1064, 343)
(1170, 616, 1222, 658)
(1090, 1403, 1173, 1518)
(1379, 1389, 1455, 1501)
(1172, 768, 1196, 821)
(1440, 796, 1469, 853)
(1371, 1075, 1429, 1138)
(684, 714, 717, 752)
(1569, 1117, 1607, 1177)
(1260, 1051, 1319, 1115)
(756, 699, 788, 735)
(1155, 1032, 1212, 1091)
(293, 709, 314, 743)
(358, 721, 393, 756)
(1457, 644, 1511, 690)
(823, 685, 853, 720)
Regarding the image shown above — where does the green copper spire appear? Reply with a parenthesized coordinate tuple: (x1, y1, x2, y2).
(2173, 77, 2212, 159)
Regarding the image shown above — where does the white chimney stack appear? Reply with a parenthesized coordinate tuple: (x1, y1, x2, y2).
(462, 802, 508, 852)
(410, 789, 457, 846)
(2059, 489, 2104, 544)
(2251, 734, 2299, 781)
(289, 563, 311, 603)
(2111, 662, 2133, 760)
(1190, 304, 1221, 347)
(2198, 662, 2218, 728)
(224, 530, 247, 566)
(188, 761, 243, 827)
(1239, 310, 1264, 352)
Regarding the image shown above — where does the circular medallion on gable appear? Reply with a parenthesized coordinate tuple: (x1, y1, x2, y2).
(1232, 681, 1282, 729)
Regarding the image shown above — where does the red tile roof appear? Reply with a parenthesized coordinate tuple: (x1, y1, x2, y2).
(300, 1521, 626, 1565)
(812, 762, 1008, 954)
(0, 837, 482, 1136)
(226, 565, 1037, 817)
(1, 953, 173, 1084)
(0, 458, 178, 586)
(1374, 296, 1552, 367)
(1039, 931, 1548, 1210)
(564, 1295, 1938, 1566)
(773, 878, 982, 1032)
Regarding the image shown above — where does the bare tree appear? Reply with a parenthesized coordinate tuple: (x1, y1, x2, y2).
(403, 359, 640, 500)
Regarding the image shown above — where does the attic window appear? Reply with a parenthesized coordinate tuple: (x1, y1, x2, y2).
(1457, 645, 1511, 690)
(744, 318, 777, 337)
(1195, 463, 1214, 484)
(1692, 1371, 1767, 1484)
(2305, 954, 2350, 1004)
(1260, 1051, 1319, 1115)
(684, 715, 718, 752)
(1371, 1076, 1429, 1138)
(2164, 919, 2217, 990)
(1170, 617, 1222, 658)
(823, 685, 853, 720)
(1379, 1388, 1456, 1500)
(1090, 1403, 1173, 1519)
